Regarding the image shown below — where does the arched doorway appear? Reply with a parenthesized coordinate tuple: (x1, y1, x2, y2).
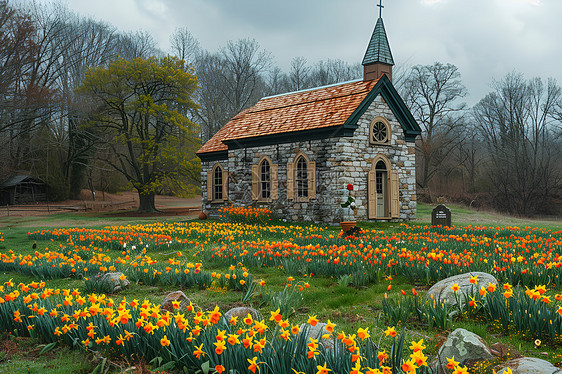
(375, 160, 387, 217)
(368, 155, 399, 219)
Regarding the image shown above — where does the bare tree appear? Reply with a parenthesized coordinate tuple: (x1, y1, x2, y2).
(308, 59, 361, 87)
(473, 73, 562, 216)
(53, 16, 120, 197)
(220, 38, 271, 113)
(194, 51, 234, 142)
(453, 123, 485, 193)
(264, 65, 286, 96)
(402, 62, 467, 191)
(169, 27, 200, 63)
(287, 56, 310, 92)
(118, 30, 159, 60)
(194, 38, 271, 142)
(3, 1, 76, 174)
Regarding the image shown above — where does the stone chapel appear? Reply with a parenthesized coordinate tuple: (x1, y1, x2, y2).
(196, 12, 421, 223)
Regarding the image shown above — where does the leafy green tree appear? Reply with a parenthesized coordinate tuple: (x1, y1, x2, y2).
(77, 56, 200, 211)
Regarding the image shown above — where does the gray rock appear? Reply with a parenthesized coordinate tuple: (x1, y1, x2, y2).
(497, 357, 562, 374)
(160, 291, 191, 312)
(427, 272, 498, 308)
(298, 322, 335, 352)
(92, 272, 130, 293)
(436, 328, 493, 374)
(223, 307, 263, 323)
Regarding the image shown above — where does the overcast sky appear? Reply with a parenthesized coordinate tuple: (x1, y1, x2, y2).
(40, 0, 562, 105)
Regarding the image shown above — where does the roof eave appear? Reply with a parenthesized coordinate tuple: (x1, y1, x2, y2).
(222, 125, 349, 151)
(197, 150, 229, 162)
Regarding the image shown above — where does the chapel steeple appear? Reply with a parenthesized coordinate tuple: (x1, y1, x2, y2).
(362, 1, 394, 82)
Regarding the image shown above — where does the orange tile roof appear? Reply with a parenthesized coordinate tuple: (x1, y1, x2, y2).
(197, 78, 380, 155)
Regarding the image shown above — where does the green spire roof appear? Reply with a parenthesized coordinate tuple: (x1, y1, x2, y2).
(362, 17, 394, 66)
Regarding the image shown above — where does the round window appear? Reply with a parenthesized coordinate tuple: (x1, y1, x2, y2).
(372, 121, 388, 143)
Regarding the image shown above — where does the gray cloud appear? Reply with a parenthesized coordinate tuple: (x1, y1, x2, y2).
(38, 0, 562, 104)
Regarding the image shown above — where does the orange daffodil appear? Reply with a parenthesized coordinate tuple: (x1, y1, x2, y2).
(446, 356, 459, 369)
(409, 339, 425, 352)
(247, 357, 262, 373)
(193, 344, 205, 359)
(357, 327, 370, 340)
(307, 314, 319, 326)
(160, 335, 170, 347)
(316, 362, 331, 374)
(269, 308, 282, 323)
(324, 320, 336, 334)
(452, 366, 469, 374)
(401, 358, 417, 373)
(377, 350, 389, 364)
(384, 327, 397, 337)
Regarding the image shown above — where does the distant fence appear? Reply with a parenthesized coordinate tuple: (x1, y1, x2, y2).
(0, 200, 136, 216)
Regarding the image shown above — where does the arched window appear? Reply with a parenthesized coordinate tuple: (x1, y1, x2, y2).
(296, 156, 308, 198)
(260, 158, 271, 199)
(375, 160, 386, 195)
(207, 163, 227, 202)
(213, 165, 223, 200)
(369, 117, 391, 145)
(252, 157, 278, 201)
(287, 152, 316, 201)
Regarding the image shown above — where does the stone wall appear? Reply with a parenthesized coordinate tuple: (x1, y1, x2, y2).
(201, 94, 416, 223)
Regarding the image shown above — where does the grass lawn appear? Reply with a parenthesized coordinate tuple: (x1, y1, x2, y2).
(0, 203, 560, 373)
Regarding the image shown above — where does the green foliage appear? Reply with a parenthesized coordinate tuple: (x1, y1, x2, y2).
(382, 295, 413, 327)
(76, 56, 201, 209)
(382, 292, 455, 331)
(83, 276, 118, 295)
(261, 282, 305, 317)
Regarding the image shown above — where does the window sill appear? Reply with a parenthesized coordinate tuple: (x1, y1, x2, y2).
(257, 198, 275, 203)
(369, 141, 391, 146)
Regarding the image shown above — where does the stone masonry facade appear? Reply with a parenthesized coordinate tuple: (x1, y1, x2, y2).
(201, 94, 416, 223)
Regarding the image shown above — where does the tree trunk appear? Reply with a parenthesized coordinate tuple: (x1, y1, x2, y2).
(138, 191, 157, 212)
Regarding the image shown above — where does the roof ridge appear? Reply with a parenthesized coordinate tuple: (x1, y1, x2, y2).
(248, 85, 374, 115)
(262, 78, 362, 100)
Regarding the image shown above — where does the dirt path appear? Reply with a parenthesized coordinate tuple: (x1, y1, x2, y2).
(0, 190, 201, 218)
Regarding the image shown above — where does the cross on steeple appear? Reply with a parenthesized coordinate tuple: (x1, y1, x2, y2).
(377, 0, 384, 18)
(362, 0, 394, 81)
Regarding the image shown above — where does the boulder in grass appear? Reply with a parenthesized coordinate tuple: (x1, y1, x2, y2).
(224, 307, 263, 324)
(435, 328, 493, 374)
(92, 272, 130, 293)
(298, 322, 335, 352)
(496, 358, 562, 374)
(160, 291, 191, 312)
(426, 272, 498, 308)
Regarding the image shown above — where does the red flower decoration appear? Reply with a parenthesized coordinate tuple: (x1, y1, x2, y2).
(346, 184, 353, 191)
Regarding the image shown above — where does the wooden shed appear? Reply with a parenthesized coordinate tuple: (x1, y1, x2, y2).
(0, 175, 48, 205)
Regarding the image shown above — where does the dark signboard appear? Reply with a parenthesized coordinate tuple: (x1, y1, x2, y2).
(432, 204, 451, 227)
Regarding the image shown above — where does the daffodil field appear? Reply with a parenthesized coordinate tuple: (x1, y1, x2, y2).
(0, 208, 560, 373)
